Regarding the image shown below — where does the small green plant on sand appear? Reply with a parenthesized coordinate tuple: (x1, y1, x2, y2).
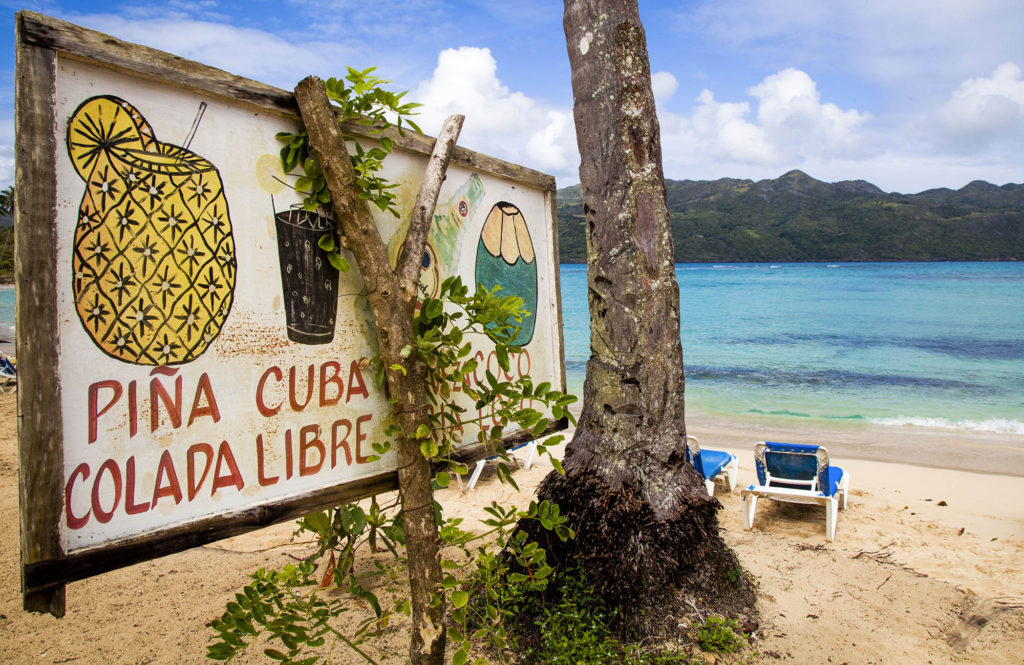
(696, 614, 746, 654)
(478, 564, 706, 665)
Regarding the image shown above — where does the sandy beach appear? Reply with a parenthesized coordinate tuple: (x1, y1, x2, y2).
(1, 392, 1022, 664)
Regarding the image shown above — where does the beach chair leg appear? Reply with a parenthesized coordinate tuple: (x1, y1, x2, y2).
(825, 498, 837, 542)
(839, 472, 850, 510)
(725, 456, 738, 492)
(742, 493, 757, 530)
(704, 478, 716, 496)
(523, 441, 537, 470)
(466, 460, 486, 491)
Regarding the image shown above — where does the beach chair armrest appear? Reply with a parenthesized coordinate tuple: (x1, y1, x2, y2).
(741, 485, 831, 506)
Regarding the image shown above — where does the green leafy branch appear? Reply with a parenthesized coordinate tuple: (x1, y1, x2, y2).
(207, 562, 383, 665)
(406, 276, 576, 488)
(208, 274, 579, 664)
(364, 275, 577, 489)
(275, 67, 422, 272)
(276, 66, 421, 217)
(441, 499, 575, 665)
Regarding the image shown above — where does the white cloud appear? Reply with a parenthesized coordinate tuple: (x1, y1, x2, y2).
(651, 71, 679, 104)
(413, 47, 576, 174)
(525, 111, 574, 171)
(65, 14, 358, 90)
(657, 68, 870, 171)
(673, 0, 1024, 102)
(0, 150, 12, 190)
(689, 90, 774, 164)
(798, 152, 1024, 194)
(748, 68, 870, 157)
(5, 5, 1018, 195)
(928, 62, 1024, 151)
(119, 0, 227, 22)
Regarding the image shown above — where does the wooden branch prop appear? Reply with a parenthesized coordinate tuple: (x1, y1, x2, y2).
(294, 75, 461, 665)
(396, 114, 464, 294)
(293, 78, 392, 297)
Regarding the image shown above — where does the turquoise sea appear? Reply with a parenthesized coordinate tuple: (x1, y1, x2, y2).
(560, 262, 1024, 436)
(0, 286, 13, 343)
(2, 263, 1021, 436)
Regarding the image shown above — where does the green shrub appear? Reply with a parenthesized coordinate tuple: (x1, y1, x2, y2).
(696, 615, 746, 653)
(500, 565, 700, 665)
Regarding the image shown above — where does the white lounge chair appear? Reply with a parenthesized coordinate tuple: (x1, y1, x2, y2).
(741, 441, 849, 542)
(685, 435, 738, 496)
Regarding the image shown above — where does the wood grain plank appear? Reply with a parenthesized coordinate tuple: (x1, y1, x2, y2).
(15, 15, 66, 616)
(19, 11, 557, 191)
(18, 10, 297, 116)
(21, 413, 566, 592)
(546, 189, 569, 392)
(23, 471, 400, 592)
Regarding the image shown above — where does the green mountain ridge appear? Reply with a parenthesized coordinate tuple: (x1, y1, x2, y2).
(556, 170, 1024, 262)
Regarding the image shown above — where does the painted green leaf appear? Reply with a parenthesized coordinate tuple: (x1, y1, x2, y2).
(317, 234, 335, 251)
(327, 253, 349, 272)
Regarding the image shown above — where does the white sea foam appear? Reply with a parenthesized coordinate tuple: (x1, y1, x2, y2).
(870, 416, 1024, 435)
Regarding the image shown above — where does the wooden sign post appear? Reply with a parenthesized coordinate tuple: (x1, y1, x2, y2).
(15, 11, 566, 615)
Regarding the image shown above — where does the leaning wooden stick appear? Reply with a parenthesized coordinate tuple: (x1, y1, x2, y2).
(397, 115, 465, 296)
(294, 74, 463, 665)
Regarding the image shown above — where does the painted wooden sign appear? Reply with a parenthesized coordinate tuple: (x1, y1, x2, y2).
(15, 11, 566, 614)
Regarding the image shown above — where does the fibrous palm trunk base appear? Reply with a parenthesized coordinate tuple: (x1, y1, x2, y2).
(523, 469, 757, 638)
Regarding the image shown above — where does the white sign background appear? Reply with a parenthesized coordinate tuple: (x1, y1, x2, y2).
(54, 58, 563, 552)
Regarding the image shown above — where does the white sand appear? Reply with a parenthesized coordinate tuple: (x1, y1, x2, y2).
(1, 393, 1022, 664)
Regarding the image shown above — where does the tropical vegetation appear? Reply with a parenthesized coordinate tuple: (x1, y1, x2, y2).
(557, 170, 1024, 262)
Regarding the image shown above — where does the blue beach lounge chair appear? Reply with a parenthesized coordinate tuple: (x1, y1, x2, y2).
(0, 352, 15, 393)
(685, 435, 738, 496)
(741, 441, 849, 541)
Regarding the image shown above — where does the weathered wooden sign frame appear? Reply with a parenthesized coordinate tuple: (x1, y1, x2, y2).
(15, 10, 566, 615)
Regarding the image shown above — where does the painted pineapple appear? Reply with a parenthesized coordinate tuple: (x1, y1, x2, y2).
(66, 95, 235, 365)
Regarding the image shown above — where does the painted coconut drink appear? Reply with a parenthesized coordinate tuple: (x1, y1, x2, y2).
(66, 95, 235, 365)
(475, 201, 537, 346)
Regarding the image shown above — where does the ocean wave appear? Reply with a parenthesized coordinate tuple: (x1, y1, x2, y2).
(869, 416, 1024, 435)
(746, 408, 865, 421)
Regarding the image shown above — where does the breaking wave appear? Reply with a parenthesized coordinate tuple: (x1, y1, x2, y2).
(869, 416, 1024, 435)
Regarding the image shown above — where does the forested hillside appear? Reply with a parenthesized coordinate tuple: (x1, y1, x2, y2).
(556, 170, 1024, 262)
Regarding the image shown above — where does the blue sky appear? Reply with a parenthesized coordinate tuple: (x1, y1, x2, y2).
(2, 0, 1024, 193)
